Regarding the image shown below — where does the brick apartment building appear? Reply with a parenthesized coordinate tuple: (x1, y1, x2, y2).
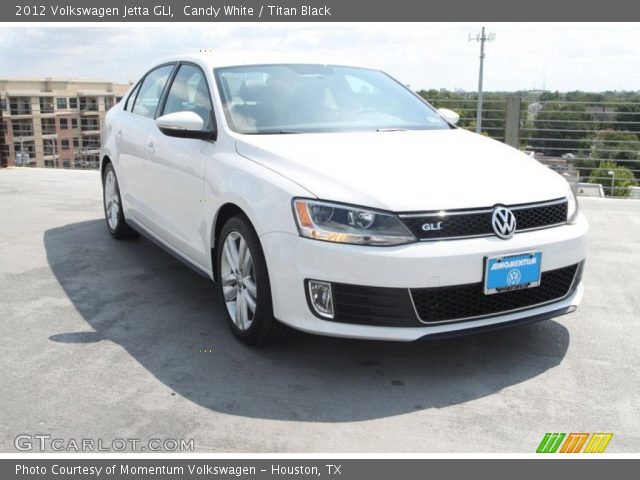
(0, 78, 130, 169)
(0, 104, 6, 168)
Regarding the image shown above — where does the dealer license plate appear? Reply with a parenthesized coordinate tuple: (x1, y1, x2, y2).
(484, 251, 542, 295)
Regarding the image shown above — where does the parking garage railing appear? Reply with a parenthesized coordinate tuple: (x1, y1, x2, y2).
(425, 96, 640, 199)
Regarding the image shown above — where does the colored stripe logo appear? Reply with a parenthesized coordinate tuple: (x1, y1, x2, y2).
(583, 433, 614, 453)
(537, 433, 613, 453)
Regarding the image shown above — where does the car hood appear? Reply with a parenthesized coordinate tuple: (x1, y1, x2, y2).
(235, 128, 568, 212)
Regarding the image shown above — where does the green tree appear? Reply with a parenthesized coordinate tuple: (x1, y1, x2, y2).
(614, 103, 640, 133)
(592, 129, 640, 175)
(574, 130, 640, 181)
(588, 161, 637, 197)
(539, 91, 562, 102)
(530, 102, 593, 156)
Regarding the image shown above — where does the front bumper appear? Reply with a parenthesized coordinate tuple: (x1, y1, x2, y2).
(261, 212, 588, 341)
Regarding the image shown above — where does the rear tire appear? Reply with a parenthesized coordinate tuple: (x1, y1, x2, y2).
(102, 163, 138, 240)
(216, 215, 290, 345)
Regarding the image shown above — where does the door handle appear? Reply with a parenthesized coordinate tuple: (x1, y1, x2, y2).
(145, 141, 154, 155)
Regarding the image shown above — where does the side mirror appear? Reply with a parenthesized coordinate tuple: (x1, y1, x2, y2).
(156, 111, 215, 140)
(437, 108, 460, 125)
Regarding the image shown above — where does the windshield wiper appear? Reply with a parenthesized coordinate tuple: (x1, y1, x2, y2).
(376, 128, 408, 132)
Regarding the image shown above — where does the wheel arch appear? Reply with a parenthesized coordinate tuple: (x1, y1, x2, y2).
(100, 155, 112, 180)
(211, 202, 254, 282)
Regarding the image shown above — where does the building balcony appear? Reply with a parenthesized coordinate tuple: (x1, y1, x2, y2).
(8, 112, 33, 119)
(12, 132, 35, 139)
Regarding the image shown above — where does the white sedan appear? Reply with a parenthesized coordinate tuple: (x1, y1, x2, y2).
(100, 53, 587, 345)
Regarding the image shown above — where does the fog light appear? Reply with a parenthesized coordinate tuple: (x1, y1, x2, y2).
(308, 280, 334, 318)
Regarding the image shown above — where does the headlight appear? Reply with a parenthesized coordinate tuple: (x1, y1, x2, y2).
(293, 199, 416, 246)
(566, 183, 579, 224)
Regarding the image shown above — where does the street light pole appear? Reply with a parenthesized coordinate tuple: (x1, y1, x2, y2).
(18, 136, 24, 166)
(469, 27, 496, 134)
(608, 169, 615, 197)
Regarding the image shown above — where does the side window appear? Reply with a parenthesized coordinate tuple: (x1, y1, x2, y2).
(124, 82, 141, 112)
(131, 64, 174, 119)
(162, 64, 214, 131)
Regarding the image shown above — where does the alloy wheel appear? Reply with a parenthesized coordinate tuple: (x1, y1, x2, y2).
(104, 169, 120, 231)
(220, 231, 258, 331)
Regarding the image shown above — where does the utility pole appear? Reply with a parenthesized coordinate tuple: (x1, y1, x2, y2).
(51, 135, 57, 168)
(469, 27, 495, 134)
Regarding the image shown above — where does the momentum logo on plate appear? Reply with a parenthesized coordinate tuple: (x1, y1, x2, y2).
(536, 433, 613, 453)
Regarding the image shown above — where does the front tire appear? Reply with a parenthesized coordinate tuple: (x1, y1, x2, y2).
(102, 163, 138, 240)
(216, 215, 289, 345)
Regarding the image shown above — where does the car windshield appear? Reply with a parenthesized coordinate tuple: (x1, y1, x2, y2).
(214, 64, 451, 134)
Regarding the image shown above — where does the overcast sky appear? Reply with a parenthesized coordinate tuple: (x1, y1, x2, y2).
(0, 24, 638, 92)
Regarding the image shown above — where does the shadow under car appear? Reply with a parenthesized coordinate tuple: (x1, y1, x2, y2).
(44, 219, 570, 423)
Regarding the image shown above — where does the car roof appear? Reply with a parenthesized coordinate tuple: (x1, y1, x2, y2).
(157, 52, 377, 71)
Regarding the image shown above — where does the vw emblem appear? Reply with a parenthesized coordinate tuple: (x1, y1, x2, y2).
(506, 269, 522, 286)
(491, 206, 517, 239)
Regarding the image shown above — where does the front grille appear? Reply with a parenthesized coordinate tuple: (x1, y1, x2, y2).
(400, 199, 568, 241)
(514, 201, 568, 231)
(410, 262, 582, 323)
(330, 283, 418, 327)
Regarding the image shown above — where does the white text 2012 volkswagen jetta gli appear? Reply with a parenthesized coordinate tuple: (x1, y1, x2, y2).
(100, 53, 588, 345)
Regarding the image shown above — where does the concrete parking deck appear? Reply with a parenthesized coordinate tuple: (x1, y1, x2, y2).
(1, 167, 639, 452)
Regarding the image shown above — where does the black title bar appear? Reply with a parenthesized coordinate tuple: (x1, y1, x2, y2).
(4, 0, 640, 22)
(4, 459, 640, 480)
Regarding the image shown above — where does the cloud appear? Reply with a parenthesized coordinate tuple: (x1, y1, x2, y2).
(0, 24, 638, 92)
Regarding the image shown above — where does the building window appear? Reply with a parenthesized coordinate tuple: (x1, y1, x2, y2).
(104, 96, 115, 111)
(13, 140, 35, 165)
(69, 98, 78, 109)
(73, 137, 79, 148)
(82, 136, 100, 150)
(13, 140, 35, 155)
(79, 97, 99, 112)
(43, 139, 58, 156)
(60, 118, 68, 129)
(9, 97, 31, 115)
(39, 97, 54, 114)
(41, 118, 56, 135)
(56, 97, 68, 110)
(81, 118, 100, 131)
(61, 139, 70, 150)
(71, 118, 78, 128)
(11, 119, 34, 137)
(1, 144, 9, 165)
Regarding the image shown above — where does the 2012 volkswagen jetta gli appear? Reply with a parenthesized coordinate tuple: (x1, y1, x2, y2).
(100, 53, 588, 345)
